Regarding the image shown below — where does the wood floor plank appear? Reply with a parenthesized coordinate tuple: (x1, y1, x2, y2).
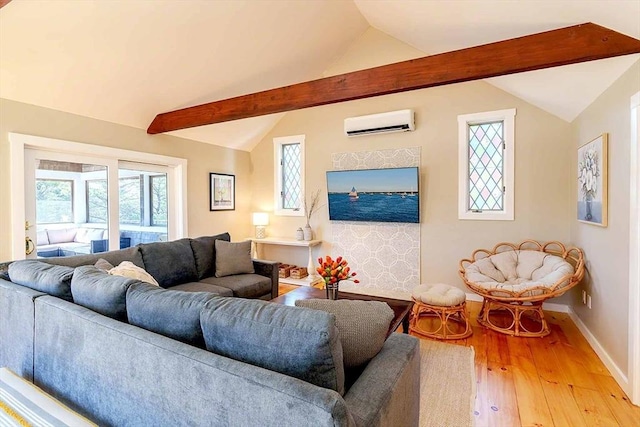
(571, 385, 620, 426)
(550, 327, 600, 390)
(511, 365, 554, 427)
(506, 336, 536, 373)
(474, 361, 491, 427)
(528, 332, 569, 385)
(594, 374, 640, 427)
(555, 315, 609, 375)
(541, 380, 589, 427)
(487, 330, 511, 366)
(486, 361, 521, 427)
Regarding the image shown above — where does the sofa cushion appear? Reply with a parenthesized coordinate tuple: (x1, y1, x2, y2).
(169, 282, 233, 297)
(94, 258, 114, 271)
(190, 233, 231, 279)
(71, 265, 141, 321)
(200, 297, 345, 395)
(46, 228, 77, 244)
(202, 274, 271, 298)
(109, 261, 159, 286)
(214, 240, 254, 278)
(74, 228, 107, 243)
(139, 239, 198, 287)
(8, 260, 74, 301)
(295, 299, 394, 368)
(43, 247, 145, 269)
(126, 282, 217, 347)
(36, 231, 49, 246)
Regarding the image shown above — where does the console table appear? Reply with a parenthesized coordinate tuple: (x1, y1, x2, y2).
(248, 237, 322, 286)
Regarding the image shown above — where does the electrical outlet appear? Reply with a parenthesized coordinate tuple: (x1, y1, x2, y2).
(582, 290, 587, 305)
(587, 294, 592, 309)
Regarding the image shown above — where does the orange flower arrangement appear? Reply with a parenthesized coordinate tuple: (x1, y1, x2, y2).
(316, 255, 359, 286)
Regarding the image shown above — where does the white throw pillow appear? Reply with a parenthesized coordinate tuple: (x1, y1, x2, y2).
(109, 261, 159, 286)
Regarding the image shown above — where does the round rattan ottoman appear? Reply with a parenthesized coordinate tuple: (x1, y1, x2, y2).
(409, 283, 472, 340)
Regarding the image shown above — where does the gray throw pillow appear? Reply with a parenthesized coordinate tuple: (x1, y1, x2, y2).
(138, 239, 198, 287)
(201, 297, 345, 395)
(214, 240, 254, 277)
(190, 233, 231, 279)
(94, 258, 114, 271)
(295, 299, 394, 368)
(8, 260, 74, 301)
(71, 265, 141, 321)
(126, 282, 217, 347)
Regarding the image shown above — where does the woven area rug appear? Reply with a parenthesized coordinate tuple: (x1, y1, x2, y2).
(419, 340, 476, 427)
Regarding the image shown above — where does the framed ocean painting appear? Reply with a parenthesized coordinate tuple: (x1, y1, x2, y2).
(326, 167, 419, 223)
(577, 134, 607, 227)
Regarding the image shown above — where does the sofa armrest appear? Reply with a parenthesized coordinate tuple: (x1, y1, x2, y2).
(344, 333, 420, 427)
(253, 259, 279, 299)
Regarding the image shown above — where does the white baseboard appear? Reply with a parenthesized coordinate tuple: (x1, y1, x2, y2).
(464, 293, 569, 313)
(567, 307, 630, 395)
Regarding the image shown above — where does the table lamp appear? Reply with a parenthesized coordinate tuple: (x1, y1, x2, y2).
(252, 212, 269, 239)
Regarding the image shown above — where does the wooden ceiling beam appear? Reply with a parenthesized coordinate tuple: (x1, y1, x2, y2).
(147, 23, 640, 134)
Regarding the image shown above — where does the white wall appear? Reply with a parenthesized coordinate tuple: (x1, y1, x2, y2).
(570, 60, 640, 378)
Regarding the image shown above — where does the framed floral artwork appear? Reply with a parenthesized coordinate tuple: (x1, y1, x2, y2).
(577, 134, 608, 226)
(210, 173, 235, 211)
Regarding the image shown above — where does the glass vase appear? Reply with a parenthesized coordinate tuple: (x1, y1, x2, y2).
(325, 281, 339, 300)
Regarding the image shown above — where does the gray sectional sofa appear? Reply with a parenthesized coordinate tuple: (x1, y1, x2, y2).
(0, 233, 421, 426)
(32, 232, 279, 300)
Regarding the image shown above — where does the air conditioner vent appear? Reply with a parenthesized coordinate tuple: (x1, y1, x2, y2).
(344, 109, 415, 137)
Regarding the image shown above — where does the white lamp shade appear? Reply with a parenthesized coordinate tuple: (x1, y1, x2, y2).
(252, 212, 269, 226)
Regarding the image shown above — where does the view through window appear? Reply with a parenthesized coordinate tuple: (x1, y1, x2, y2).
(35, 160, 168, 258)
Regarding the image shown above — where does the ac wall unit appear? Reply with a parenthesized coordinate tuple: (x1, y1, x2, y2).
(344, 109, 415, 137)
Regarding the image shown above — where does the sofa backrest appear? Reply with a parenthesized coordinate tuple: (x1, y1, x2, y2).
(42, 246, 145, 269)
(33, 296, 354, 427)
(46, 228, 77, 244)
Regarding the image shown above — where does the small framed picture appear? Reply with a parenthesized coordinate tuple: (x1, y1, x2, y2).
(210, 173, 235, 211)
(577, 134, 607, 227)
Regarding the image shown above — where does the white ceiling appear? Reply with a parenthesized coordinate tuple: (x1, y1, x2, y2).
(1, 1, 639, 151)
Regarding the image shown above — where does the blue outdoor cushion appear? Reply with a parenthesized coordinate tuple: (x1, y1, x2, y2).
(126, 282, 217, 347)
(8, 260, 74, 301)
(200, 297, 345, 395)
(138, 239, 198, 287)
(189, 233, 231, 279)
(71, 265, 141, 321)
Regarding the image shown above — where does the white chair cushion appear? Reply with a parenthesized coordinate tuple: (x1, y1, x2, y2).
(412, 283, 466, 306)
(465, 250, 574, 297)
(75, 228, 107, 243)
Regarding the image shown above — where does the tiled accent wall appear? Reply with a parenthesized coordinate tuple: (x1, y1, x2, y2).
(330, 147, 420, 297)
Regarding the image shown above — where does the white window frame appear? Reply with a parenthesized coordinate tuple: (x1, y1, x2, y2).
(458, 108, 516, 221)
(10, 133, 187, 260)
(273, 135, 305, 217)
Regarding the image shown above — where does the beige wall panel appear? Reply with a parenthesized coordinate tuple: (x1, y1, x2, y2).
(0, 98, 252, 261)
(570, 60, 640, 376)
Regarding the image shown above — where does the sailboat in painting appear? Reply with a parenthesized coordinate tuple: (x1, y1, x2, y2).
(349, 186, 359, 199)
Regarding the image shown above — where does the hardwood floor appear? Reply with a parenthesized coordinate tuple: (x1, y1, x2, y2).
(278, 285, 640, 427)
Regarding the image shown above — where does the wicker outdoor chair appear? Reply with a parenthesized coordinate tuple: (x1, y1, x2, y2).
(459, 240, 585, 337)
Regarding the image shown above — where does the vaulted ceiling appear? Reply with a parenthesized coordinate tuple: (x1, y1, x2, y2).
(1, 1, 638, 151)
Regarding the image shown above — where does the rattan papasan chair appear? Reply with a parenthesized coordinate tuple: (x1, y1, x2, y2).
(459, 240, 584, 337)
